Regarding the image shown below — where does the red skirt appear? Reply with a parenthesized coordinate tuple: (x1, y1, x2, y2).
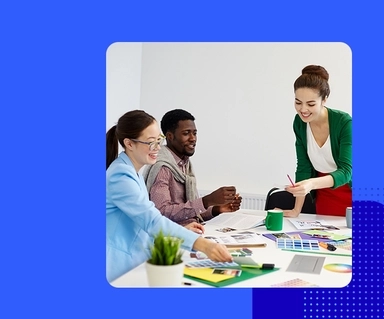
(315, 172, 352, 217)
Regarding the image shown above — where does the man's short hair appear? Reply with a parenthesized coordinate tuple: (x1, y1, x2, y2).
(161, 109, 195, 134)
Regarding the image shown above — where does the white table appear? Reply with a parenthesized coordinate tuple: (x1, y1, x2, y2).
(111, 209, 352, 288)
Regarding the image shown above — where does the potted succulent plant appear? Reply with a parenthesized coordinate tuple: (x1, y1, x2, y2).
(145, 230, 185, 287)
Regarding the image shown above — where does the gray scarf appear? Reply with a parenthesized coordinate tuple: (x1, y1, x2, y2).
(142, 147, 198, 201)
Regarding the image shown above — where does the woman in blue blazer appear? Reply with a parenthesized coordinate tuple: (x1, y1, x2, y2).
(106, 110, 233, 282)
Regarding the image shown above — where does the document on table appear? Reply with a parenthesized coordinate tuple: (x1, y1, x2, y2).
(288, 219, 339, 230)
(204, 231, 267, 247)
(204, 212, 265, 230)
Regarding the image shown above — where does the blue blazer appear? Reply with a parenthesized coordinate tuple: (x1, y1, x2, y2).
(106, 152, 199, 283)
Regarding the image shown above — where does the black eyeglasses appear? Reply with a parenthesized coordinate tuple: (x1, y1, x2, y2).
(131, 134, 166, 151)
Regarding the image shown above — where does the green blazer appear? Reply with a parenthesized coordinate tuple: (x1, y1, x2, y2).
(293, 107, 352, 189)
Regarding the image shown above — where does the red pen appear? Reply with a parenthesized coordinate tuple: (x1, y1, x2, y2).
(287, 174, 295, 187)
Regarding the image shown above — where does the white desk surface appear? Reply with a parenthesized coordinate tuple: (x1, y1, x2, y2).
(111, 209, 352, 288)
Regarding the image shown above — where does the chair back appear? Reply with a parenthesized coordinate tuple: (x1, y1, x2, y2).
(264, 187, 316, 214)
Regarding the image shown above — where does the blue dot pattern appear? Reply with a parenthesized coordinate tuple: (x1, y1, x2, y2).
(303, 199, 383, 318)
(252, 198, 384, 318)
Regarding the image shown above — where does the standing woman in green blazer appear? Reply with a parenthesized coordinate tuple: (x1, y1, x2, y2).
(284, 65, 352, 217)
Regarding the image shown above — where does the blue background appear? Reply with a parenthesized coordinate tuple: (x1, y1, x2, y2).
(1, 1, 383, 318)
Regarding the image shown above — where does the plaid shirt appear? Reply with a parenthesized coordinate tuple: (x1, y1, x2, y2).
(148, 150, 213, 226)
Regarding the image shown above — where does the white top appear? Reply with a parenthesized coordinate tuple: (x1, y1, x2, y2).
(306, 124, 337, 173)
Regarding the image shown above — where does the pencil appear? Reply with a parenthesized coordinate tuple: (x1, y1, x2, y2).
(287, 174, 295, 187)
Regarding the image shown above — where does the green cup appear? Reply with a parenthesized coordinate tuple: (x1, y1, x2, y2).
(266, 209, 283, 231)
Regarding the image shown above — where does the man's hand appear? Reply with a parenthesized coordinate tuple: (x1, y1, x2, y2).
(203, 186, 238, 208)
(217, 194, 242, 213)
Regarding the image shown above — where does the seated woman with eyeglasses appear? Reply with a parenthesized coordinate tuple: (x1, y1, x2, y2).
(106, 110, 233, 283)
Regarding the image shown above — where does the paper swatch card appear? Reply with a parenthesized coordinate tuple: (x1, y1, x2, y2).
(271, 278, 319, 287)
(327, 240, 352, 251)
(276, 238, 320, 251)
(185, 259, 240, 269)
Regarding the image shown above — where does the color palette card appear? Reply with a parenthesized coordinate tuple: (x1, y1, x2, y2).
(276, 238, 320, 251)
(327, 240, 352, 251)
(228, 248, 253, 257)
(323, 263, 352, 273)
(271, 278, 319, 287)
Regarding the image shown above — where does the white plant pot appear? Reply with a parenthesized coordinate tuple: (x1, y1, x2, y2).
(145, 261, 185, 287)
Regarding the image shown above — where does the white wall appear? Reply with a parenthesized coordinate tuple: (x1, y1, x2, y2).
(106, 42, 352, 196)
(106, 42, 143, 130)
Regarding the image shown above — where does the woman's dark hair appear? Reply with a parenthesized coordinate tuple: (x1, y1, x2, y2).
(106, 110, 156, 169)
(293, 65, 330, 100)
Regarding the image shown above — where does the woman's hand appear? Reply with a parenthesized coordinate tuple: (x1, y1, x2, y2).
(281, 208, 300, 218)
(285, 180, 313, 197)
(192, 237, 233, 263)
(204, 241, 233, 262)
(184, 222, 204, 234)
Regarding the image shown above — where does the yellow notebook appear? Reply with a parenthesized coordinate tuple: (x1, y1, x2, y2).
(183, 267, 234, 283)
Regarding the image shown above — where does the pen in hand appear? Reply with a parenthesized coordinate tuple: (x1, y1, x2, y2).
(287, 174, 295, 187)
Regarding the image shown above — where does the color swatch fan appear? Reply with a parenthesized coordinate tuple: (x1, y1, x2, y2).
(276, 238, 320, 251)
